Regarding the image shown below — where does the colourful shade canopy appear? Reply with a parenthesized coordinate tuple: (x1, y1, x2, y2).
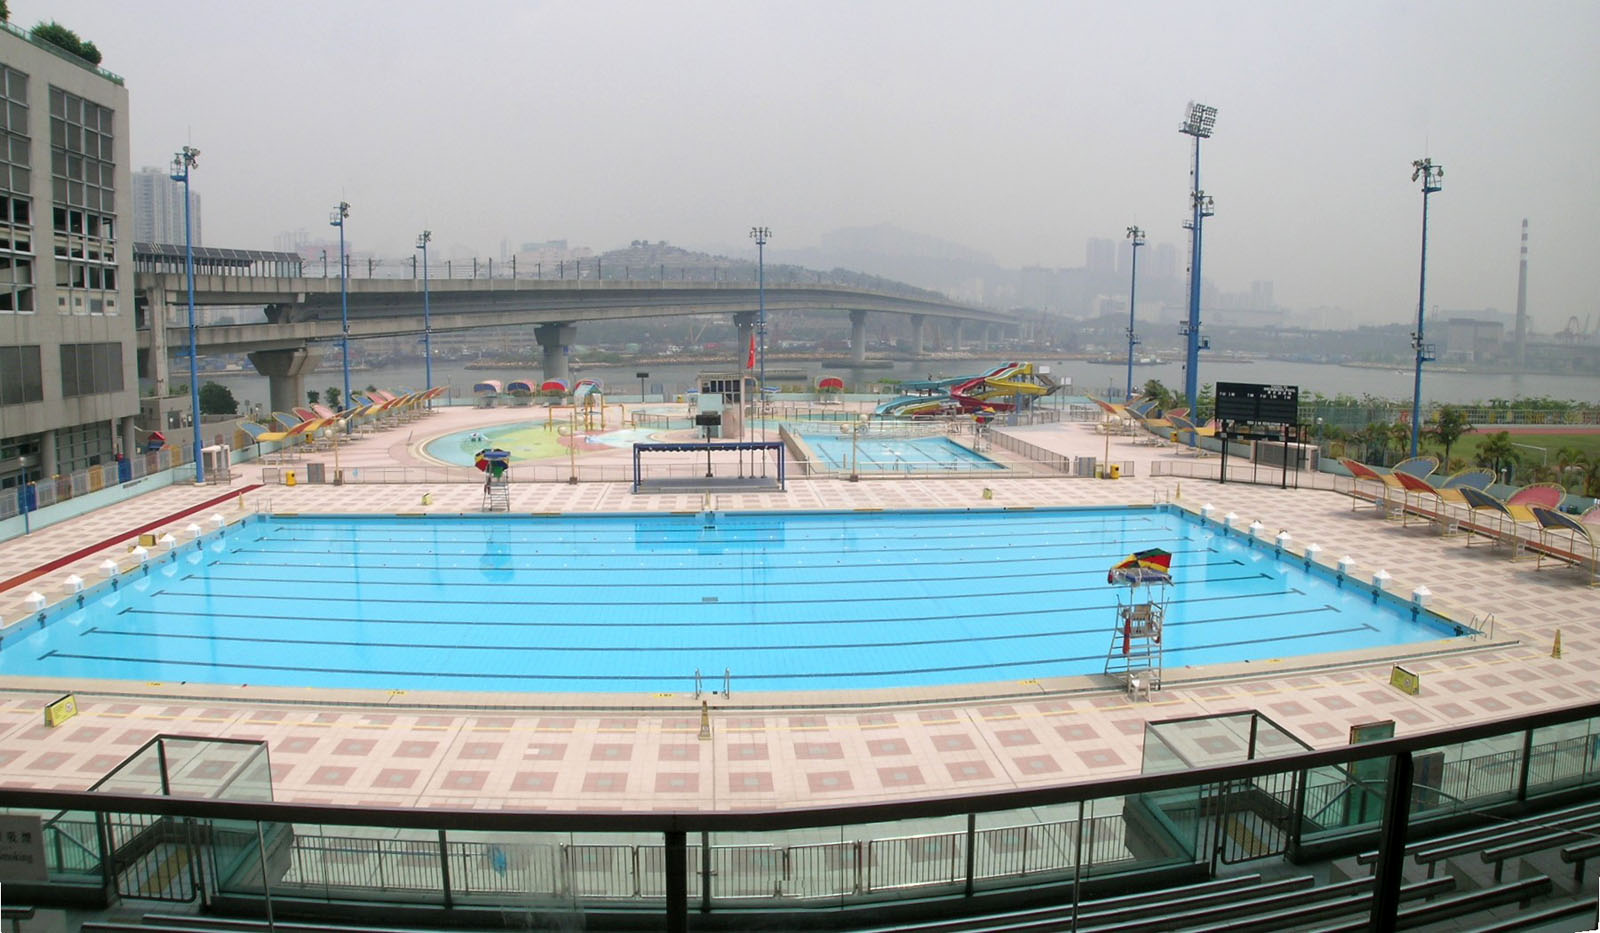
(1108, 547, 1173, 585)
(474, 448, 511, 477)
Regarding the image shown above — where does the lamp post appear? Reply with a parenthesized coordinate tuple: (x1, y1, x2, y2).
(749, 226, 770, 442)
(1124, 225, 1145, 402)
(416, 230, 433, 408)
(1178, 101, 1218, 414)
(1408, 158, 1444, 458)
(330, 201, 351, 409)
(170, 146, 203, 484)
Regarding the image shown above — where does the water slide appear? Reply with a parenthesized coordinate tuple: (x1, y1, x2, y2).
(874, 362, 1061, 417)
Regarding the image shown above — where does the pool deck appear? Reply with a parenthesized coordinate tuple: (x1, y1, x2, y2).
(0, 405, 1595, 813)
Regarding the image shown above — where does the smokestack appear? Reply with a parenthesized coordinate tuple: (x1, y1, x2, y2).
(1514, 219, 1528, 369)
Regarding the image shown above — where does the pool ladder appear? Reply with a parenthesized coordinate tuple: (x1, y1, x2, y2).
(693, 668, 731, 699)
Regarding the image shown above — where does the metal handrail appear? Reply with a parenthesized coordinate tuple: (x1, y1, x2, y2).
(1, 700, 1594, 836)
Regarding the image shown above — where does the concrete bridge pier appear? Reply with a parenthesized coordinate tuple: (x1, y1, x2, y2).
(734, 311, 757, 370)
(143, 286, 173, 397)
(850, 310, 868, 366)
(536, 323, 577, 383)
(248, 347, 321, 415)
(909, 314, 926, 358)
(953, 320, 965, 352)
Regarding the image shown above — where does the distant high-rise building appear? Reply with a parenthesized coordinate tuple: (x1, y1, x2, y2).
(131, 166, 200, 246)
(1152, 243, 1178, 281)
(1086, 238, 1115, 277)
(1249, 280, 1274, 310)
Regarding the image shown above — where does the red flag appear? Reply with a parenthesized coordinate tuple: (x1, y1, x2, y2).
(747, 332, 756, 369)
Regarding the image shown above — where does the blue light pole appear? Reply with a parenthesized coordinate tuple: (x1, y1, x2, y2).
(416, 230, 432, 407)
(1124, 225, 1145, 402)
(1178, 101, 1217, 414)
(749, 225, 770, 440)
(1409, 158, 1444, 458)
(330, 201, 351, 409)
(171, 146, 203, 484)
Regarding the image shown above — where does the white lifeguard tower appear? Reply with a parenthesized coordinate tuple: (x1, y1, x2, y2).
(1104, 550, 1171, 700)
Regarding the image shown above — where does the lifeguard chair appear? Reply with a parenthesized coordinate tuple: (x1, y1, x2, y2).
(1104, 548, 1171, 699)
(475, 448, 511, 512)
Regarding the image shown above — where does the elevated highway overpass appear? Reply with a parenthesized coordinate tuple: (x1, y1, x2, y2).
(135, 267, 1014, 412)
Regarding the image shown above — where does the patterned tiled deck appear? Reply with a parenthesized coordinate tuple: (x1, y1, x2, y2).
(1, 408, 1594, 813)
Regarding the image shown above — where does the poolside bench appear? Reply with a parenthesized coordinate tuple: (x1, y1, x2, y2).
(2, 907, 35, 933)
(1561, 837, 1600, 883)
(1479, 818, 1600, 881)
(1302, 875, 1553, 933)
(1154, 876, 1453, 933)
(1075, 875, 1452, 933)
(816, 874, 1280, 933)
(1354, 797, 1600, 874)
(1457, 897, 1598, 933)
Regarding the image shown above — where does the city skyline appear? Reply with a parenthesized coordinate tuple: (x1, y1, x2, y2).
(27, 0, 1600, 332)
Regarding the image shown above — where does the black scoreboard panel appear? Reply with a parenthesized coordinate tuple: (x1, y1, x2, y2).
(1216, 382, 1299, 426)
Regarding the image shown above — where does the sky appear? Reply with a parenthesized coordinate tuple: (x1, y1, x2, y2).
(30, 0, 1600, 330)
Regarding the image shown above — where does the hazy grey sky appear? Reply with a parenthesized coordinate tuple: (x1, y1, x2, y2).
(33, 0, 1600, 330)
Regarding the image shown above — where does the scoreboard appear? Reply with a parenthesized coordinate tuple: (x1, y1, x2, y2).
(1215, 382, 1299, 426)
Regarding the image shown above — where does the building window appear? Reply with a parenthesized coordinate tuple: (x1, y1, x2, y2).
(0, 344, 43, 403)
(48, 85, 115, 316)
(58, 341, 123, 397)
(0, 66, 33, 315)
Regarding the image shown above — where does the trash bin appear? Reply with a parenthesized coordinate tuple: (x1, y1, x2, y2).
(285, 470, 296, 486)
(1108, 463, 1122, 479)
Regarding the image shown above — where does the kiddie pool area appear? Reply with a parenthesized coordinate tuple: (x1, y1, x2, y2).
(0, 505, 1476, 697)
(423, 418, 1007, 474)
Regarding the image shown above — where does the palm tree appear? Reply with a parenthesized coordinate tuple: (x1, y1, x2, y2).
(1425, 405, 1474, 471)
(1476, 431, 1520, 483)
(1553, 446, 1585, 492)
(1577, 452, 1600, 499)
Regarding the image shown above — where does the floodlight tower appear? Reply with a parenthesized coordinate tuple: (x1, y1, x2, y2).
(330, 201, 351, 409)
(170, 146, 202, 483)
(1124, 226, 1145, 402)
(1408, 158, 1444, 458)
(1178, 101, 1217, 414)
(749, 226, 770, 440)
(416, 230, 433, 406)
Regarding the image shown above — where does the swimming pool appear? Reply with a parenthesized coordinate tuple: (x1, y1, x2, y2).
(0, 507, 1468, 694)
(798, 432, 1004, 472)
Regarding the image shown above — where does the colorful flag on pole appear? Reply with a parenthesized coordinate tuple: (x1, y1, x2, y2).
(747, 332, 756, 370)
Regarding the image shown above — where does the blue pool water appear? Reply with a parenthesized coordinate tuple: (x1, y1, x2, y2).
(799, 433, 1004, 472)
(0, 508, 1466, 694)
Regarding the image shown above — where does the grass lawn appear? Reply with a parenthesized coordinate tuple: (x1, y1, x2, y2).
(1436, 431, 1600, 468)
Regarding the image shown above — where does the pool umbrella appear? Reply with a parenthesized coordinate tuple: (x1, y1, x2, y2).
(1108, 547, 1172, 585)
(474, 448, 511, 478)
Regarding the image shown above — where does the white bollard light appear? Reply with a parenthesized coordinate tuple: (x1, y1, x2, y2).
(24, 591, 46, 611)
(186, 522, 202, 539)
(132, 546, 149, 563)
(209, 513, 225, 528)
(1304, 543, 1322, 565)
(1248, 520, 1264, 538)
(100, 558, 119, 577)
(1412, 585, 1431, 607)
(1275, 531, 1292, 550)
(158, 533, 177, 550)
(1337, 555, 1357, 576)
(1372, 569, 1392, 591)
(1223, 512, 1238, 529)
(1201, 503, 1215, 521)
(65, 574, 84, 592)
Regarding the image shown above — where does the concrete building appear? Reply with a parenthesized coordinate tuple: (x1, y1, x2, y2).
(0, 28, 137, 491)
(131, 164, 200, 246)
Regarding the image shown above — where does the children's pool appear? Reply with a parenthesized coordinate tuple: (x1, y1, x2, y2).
(0, 508, 1467, 694)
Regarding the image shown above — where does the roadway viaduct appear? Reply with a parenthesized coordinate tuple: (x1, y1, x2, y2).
(135, 273, 1015, 412)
